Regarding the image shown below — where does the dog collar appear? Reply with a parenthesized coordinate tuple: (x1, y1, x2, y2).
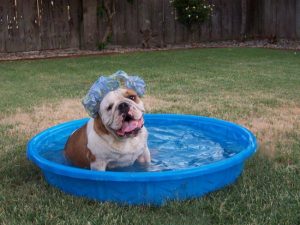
(82, 70, 146, 118)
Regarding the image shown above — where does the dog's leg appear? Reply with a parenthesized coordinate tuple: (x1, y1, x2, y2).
(90, 159, 107, 171)
(137, 147, 151, 164)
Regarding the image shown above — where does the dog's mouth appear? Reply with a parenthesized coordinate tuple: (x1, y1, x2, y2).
(115, 114, 144, 137)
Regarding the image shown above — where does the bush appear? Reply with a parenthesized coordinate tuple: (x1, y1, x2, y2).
(170, 0, 213, 27)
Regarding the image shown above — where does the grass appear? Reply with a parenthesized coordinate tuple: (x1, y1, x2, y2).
(0, 48, 300, 224)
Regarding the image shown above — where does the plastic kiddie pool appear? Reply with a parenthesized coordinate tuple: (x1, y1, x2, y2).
(27, 114, 257, 205)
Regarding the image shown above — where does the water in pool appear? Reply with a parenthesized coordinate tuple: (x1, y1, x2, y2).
(41, 124, 241, 172)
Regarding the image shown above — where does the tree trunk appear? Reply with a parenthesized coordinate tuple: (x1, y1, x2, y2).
(101, 0, 115, 44)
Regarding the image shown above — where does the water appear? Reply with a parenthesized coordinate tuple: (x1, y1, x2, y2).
(41, 124, 242, 172)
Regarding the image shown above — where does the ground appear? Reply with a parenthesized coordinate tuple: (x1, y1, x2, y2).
(0, 48, 299, 225)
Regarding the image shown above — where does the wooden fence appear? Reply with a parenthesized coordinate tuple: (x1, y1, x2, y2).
(0, 0, 81, 52)
(248, 0, 300, 39)
(0, 0, 299, 53)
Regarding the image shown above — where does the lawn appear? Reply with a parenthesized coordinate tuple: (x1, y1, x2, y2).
(0, 48, 299, 225)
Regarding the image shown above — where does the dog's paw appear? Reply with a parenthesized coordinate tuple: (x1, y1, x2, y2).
(90, 160, 107, 171)
(137, 148, 151, 164)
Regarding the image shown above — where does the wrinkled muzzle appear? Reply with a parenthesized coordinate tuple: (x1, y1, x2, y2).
(114, 102, 144, 137)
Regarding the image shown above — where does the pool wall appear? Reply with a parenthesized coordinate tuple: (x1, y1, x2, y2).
(43, 163, 243, 205)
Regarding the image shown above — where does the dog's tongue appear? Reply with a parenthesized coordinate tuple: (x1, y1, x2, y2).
(117, 118, 143, 136)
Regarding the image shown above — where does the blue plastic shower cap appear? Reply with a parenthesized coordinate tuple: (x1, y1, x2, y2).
(82, 70, 146, 118)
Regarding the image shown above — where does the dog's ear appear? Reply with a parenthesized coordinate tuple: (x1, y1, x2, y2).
(94, 115, 109, 135)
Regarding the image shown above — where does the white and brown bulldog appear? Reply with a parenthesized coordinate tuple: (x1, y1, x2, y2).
(64, 88, 150, 171)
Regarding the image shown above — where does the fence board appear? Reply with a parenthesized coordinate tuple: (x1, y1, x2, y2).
(231, 0, 241, 39)
(137, 0, 151, 47)
(82, 0, 97, 49)
(0, 1, 8, 52)
(296, 0, 300, 38)
(276, 0, 296, 39)
(221, 0, 233, 39)
(181, 20, 191, 43)
(174, 21, 186, 44)
(113, 0, 125, 45)
(256, 0, 264, 37)
(6, 0, 22, 52)
(51, 0, 65, 49)
(162, 0, 175, 45)
(68, 0, 81, 48)
(40, 0, 52, 49)
(189, 24, 200, 43)
(263, 0, 276, 38)
(211, 0, 222, 40)
(22, 0, 40, 51)
(123, 0, 139, 46)
(200, 20, 210, 41)
(247, 0, 256, 37)
(97, 0, 106, 45)
(151, 0, 164, 47)
(15, 0, 26, 52)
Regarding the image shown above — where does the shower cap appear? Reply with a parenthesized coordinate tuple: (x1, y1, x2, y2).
(82, 70, 146, 118)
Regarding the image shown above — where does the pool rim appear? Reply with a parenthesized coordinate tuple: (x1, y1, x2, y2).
(27, 114, 258, 182)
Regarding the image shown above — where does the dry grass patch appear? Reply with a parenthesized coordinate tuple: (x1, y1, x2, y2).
(1, 96, 299, 159)
(0, 96, 176, 138)
(239, 105, 300, 157)
(0, 99, 86, 138)
(143, 95, 174, 112)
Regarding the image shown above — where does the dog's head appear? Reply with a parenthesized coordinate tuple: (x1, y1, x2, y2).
(97, 88, 145, 138)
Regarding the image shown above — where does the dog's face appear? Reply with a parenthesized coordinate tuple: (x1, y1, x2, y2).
(99, 88, 145, 138)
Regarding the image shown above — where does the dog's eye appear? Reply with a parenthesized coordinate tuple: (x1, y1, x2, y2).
(128, 95, 136, 101)
(107, 104, 113, 111)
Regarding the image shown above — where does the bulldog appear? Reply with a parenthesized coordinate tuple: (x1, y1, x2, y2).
(64, 88, 150, 171)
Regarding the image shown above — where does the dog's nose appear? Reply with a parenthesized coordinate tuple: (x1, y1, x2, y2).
(118, 102, 129, 114)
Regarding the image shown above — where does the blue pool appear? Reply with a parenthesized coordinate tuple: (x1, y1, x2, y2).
(27, 114, 257, 205)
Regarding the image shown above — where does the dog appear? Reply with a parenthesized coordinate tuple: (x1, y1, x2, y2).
(64, 88, 151, 171)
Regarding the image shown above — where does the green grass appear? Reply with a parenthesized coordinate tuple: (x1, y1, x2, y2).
(0, 48, 300, 225)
